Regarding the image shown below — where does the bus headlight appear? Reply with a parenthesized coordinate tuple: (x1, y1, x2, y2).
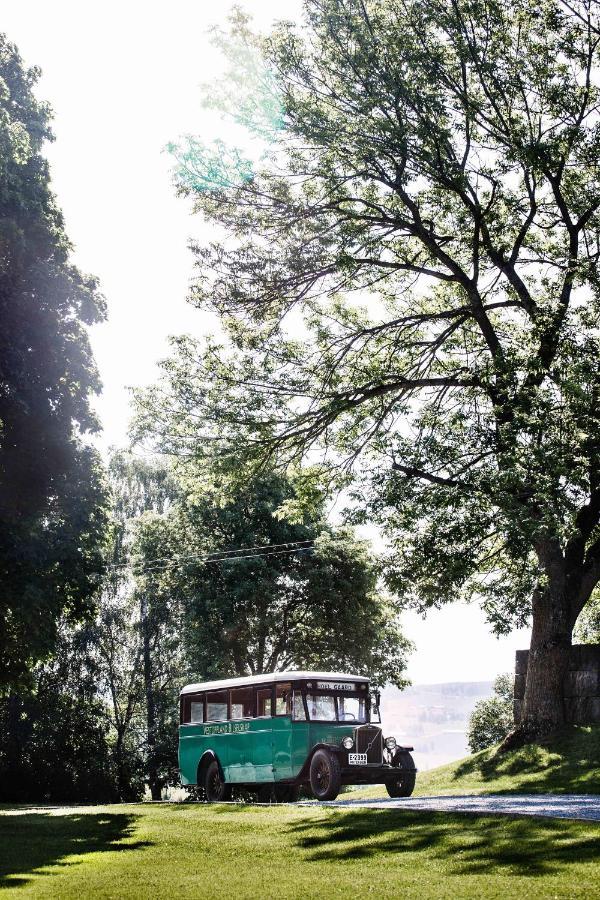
(385, 736, 397, 751)
(342, 736, 354, 750)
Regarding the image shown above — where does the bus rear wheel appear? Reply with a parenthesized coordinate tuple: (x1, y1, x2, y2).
(204, 759, 232, 802)
(310, 749, 341, 801)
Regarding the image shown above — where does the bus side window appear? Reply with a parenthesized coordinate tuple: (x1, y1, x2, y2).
(230, 687, 253, 719)
(206, 690, 228, 722)
(256, 687, 273, 717)
(275, 682, 292, 716)
(190, 695, 204, 723)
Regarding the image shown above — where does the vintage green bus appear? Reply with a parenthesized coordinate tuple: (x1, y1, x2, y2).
(179, 671, 416, 802)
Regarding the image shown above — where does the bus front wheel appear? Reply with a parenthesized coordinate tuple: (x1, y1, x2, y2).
(204, 759, 232, 802)
(309, 749, 341, 801)
(385, 751, 416, 798)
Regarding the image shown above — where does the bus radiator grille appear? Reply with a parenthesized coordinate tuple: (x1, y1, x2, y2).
(355, 725, 383, 764)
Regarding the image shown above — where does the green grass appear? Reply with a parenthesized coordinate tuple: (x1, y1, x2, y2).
(352, 725, 600, 800)
(1, 801, 600, 898)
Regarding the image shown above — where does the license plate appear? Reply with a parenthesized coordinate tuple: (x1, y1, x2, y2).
(348, 753, 368, 765)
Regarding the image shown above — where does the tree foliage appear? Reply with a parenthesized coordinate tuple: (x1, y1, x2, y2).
(467, 673, 514, 753)
(93, 452, 181, 801)
(134, 0, 600, 733)
(0, 624, 117, 803)
(0, 35, 108, 690)
(141, 470, 410, 687)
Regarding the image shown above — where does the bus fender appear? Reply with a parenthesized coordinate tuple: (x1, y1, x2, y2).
(197, 749, 222, 784)
(295, 743, 343, 782)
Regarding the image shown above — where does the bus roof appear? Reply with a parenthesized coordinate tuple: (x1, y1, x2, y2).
(180, 671, 370, 695)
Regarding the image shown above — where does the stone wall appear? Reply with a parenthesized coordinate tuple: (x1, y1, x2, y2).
(514, 644, 600, 724)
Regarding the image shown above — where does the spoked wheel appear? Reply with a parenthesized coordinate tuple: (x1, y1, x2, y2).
(309, 749, 341, 801)
(204, 759, 232, 802)
(385, 751, 416, 798)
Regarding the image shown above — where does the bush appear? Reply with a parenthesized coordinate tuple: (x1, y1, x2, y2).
(467, 674, 514, 753)
(574, 590, 600, 644)
(0, 687, 119, 804)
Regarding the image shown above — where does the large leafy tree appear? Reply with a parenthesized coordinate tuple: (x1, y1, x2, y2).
(0, 36, 107, 689)
(135, 0, 600, 740)
(142, 471, 410, 687)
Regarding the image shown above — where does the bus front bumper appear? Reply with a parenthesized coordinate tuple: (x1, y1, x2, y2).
(339, 763, 416, 785)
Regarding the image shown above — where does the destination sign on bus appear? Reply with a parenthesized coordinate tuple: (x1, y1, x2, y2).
(316, 681, 356, 691)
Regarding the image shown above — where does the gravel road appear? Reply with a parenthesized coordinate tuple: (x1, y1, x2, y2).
(303, 794, 600, 822)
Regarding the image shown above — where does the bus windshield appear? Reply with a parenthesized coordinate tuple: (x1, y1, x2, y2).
(304, 692, 367, 722)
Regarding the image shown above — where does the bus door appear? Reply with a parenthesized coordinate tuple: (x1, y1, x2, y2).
(251, 685, 276, 782)
(271, 683, 308, 781)
(225, 686, 256, 783)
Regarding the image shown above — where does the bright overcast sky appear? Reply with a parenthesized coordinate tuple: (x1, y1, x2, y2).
(3, 0, 531, 685)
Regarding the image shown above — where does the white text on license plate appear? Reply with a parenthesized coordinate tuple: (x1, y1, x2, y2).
(348, 753, 368, 765)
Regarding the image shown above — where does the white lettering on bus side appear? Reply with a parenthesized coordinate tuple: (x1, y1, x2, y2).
(202, 722, 251, 735)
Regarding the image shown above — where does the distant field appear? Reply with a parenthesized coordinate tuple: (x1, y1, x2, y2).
(352, 725, 600, 800)
(1, 801, 600, 898)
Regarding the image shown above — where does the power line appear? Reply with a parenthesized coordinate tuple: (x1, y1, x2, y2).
(99, 540, 316, 582)
(105, 538, 315, 572)
(131, 545, 315, 577)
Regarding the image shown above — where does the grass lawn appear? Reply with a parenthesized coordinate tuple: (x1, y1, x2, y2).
(351, 725, 600, 800)
(1, 801, 600, 898)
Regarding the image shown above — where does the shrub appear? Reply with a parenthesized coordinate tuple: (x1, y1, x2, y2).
(467, 674, 514, 753)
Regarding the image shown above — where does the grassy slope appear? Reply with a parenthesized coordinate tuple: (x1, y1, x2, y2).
(1, 802, 600, 899)
(352, 725, 600, 799)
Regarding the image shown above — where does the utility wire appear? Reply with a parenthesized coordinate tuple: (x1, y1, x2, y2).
(130, 545, 315, 577)
(99, 541, 316, 582)
(104, 538, 315, 572)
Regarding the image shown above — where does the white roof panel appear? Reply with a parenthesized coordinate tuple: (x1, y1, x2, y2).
(180, 670, 370, 695)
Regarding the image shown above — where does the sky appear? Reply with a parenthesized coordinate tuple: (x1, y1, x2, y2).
(3, 0, 531, 686)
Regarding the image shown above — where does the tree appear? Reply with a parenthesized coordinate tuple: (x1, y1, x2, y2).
(94, 451, 181, 800)
(138, 470, 411, 688)
(467, 673, 514, 754)
(134, 0, 600, 740)
(0, 35, 107, 690)
(0, 623, 118, 803)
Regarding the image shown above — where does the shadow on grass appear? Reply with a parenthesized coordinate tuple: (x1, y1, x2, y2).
(0, 810, 150, 889)
(451, 727, 600, 794)
(289, 808, 600, 876)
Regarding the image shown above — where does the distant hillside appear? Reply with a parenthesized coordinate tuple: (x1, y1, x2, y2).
(381, 681, 494, 771)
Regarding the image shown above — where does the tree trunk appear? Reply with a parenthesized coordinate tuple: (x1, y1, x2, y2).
(141, 595, 161, 801)
(114, 726, 126, 800)
(513, 580, 572, 744)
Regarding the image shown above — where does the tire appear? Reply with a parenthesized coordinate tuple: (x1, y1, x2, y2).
(309, 749, 341, 801)
(385, 751, 416, 798)
(204, 759, 232, 802)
